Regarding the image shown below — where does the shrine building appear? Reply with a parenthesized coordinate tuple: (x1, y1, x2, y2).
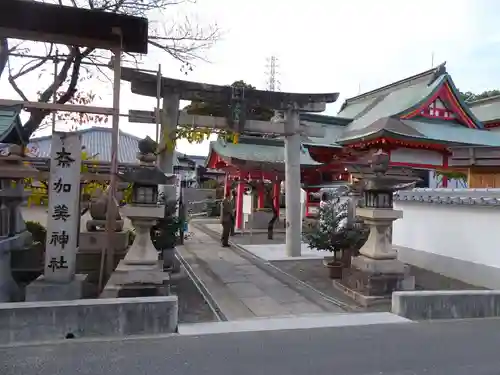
(206, 63, 500, 227)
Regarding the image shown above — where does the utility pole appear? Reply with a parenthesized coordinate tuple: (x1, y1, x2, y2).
(265, 55, 281, 91)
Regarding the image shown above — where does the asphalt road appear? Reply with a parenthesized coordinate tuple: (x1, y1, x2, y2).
(3, 319, 500, 375)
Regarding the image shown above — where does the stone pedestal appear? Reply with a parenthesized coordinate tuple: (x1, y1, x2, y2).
(76, 231, 130, 284)
(121, 205, 164, 266)
(0, 239, 19, 302)
(25, 274, 88, 301)
(334, 207, 412, 306)
(356, 208, 402, 260)
(100, 259, 169, 298)
(114, 260, 165, 284)
(100, 203, 168, 298)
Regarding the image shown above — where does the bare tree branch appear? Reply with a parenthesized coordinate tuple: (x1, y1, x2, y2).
(10, 45, 54, 80)
(22, 46, 93, 139)
(4, 0, 220, 139)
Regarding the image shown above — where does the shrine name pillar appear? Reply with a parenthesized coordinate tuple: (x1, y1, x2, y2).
(235, 177, 245, 230)
(257, 182, 265, 209)
(284, 109, 302, 257)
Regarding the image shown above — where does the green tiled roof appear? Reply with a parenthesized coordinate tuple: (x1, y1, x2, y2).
(0, 105, 23, 144)
(338, 67, 484, 143)
(338, 64, 443, 119)
(338, 116, 500, 147)
(344, 75, 444, 134)
(209, 137, 321, 166)
(337, 98, 378, 119)
(402, 120, 500, 147)
(469, 95, 500, 123)
(299, 113, 351, 126)
(337, 117, 422, 143)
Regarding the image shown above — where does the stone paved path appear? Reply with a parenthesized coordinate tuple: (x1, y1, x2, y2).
(178, 226, 344, 320)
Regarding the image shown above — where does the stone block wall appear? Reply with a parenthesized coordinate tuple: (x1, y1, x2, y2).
(184, 188, 216, 214)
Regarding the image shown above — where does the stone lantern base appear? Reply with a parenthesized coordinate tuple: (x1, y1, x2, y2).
(333, 207, 414, 307)
(100, 204, 168, 298)
(100, 260, 170, 298)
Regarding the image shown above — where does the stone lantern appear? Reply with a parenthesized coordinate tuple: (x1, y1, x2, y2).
(119, 165, 171, 265)
(0, 144, 35, 301)
(341, 150, 419, 304)
(101, 138, 175, 298)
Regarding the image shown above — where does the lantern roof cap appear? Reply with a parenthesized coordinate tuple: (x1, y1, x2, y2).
(118, 165, 175, 185)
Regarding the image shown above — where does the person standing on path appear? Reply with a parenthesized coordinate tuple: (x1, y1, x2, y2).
(230, 189, 237, 236)
(220, 193, 234, 247)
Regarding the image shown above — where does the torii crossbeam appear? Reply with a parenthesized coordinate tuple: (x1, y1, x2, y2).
(122, 66, 340, 257)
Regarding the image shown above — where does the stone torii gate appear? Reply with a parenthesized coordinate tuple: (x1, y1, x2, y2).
(122, 67, 339, 257)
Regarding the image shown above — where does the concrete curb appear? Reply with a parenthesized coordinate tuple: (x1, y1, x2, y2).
(192, 222, 357, 313)
(392, 290, 500, 320)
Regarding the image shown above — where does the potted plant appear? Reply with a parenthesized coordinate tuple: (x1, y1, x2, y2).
(302, 199, 368, 279)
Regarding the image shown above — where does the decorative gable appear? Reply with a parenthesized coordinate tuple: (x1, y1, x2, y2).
(421, 97, 456, 120)
(400, 80, 480, 129)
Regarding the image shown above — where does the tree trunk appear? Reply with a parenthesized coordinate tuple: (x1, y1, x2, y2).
(0, 38, 7, 80)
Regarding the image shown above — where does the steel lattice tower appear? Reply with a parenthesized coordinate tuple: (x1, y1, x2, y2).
(265, 56, 281, 91)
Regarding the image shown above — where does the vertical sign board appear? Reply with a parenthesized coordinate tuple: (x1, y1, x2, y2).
(44, 132, 82, 283)
(242, 193, 253, 230)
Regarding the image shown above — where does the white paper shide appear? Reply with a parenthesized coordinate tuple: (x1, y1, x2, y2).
(44, 132, 82, 282)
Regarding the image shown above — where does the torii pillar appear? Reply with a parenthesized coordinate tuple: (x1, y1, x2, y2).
(158, 94, 180, 175)
(157, 94, 180, 200)
(284, 109, 302, 257)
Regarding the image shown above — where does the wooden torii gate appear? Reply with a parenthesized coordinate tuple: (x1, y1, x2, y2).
(122, 67, 340, 257)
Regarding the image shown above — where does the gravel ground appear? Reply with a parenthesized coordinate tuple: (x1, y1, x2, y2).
(271, 259, 486, 311)
(269, 258, 368, 310)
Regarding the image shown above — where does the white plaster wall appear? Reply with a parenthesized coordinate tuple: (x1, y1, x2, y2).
(391, 148, 443, 166)
(393, 202, 500, 268)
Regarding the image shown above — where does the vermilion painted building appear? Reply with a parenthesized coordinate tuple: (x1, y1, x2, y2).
(207, 63, 500, 226)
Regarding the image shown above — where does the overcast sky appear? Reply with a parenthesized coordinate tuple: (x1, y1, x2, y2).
(4, 0, 500, 156)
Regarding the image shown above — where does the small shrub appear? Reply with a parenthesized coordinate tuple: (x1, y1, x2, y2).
(25, 220, 47, 244)
(151, 199, 183, 250)
(302, 199, 368, 263)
